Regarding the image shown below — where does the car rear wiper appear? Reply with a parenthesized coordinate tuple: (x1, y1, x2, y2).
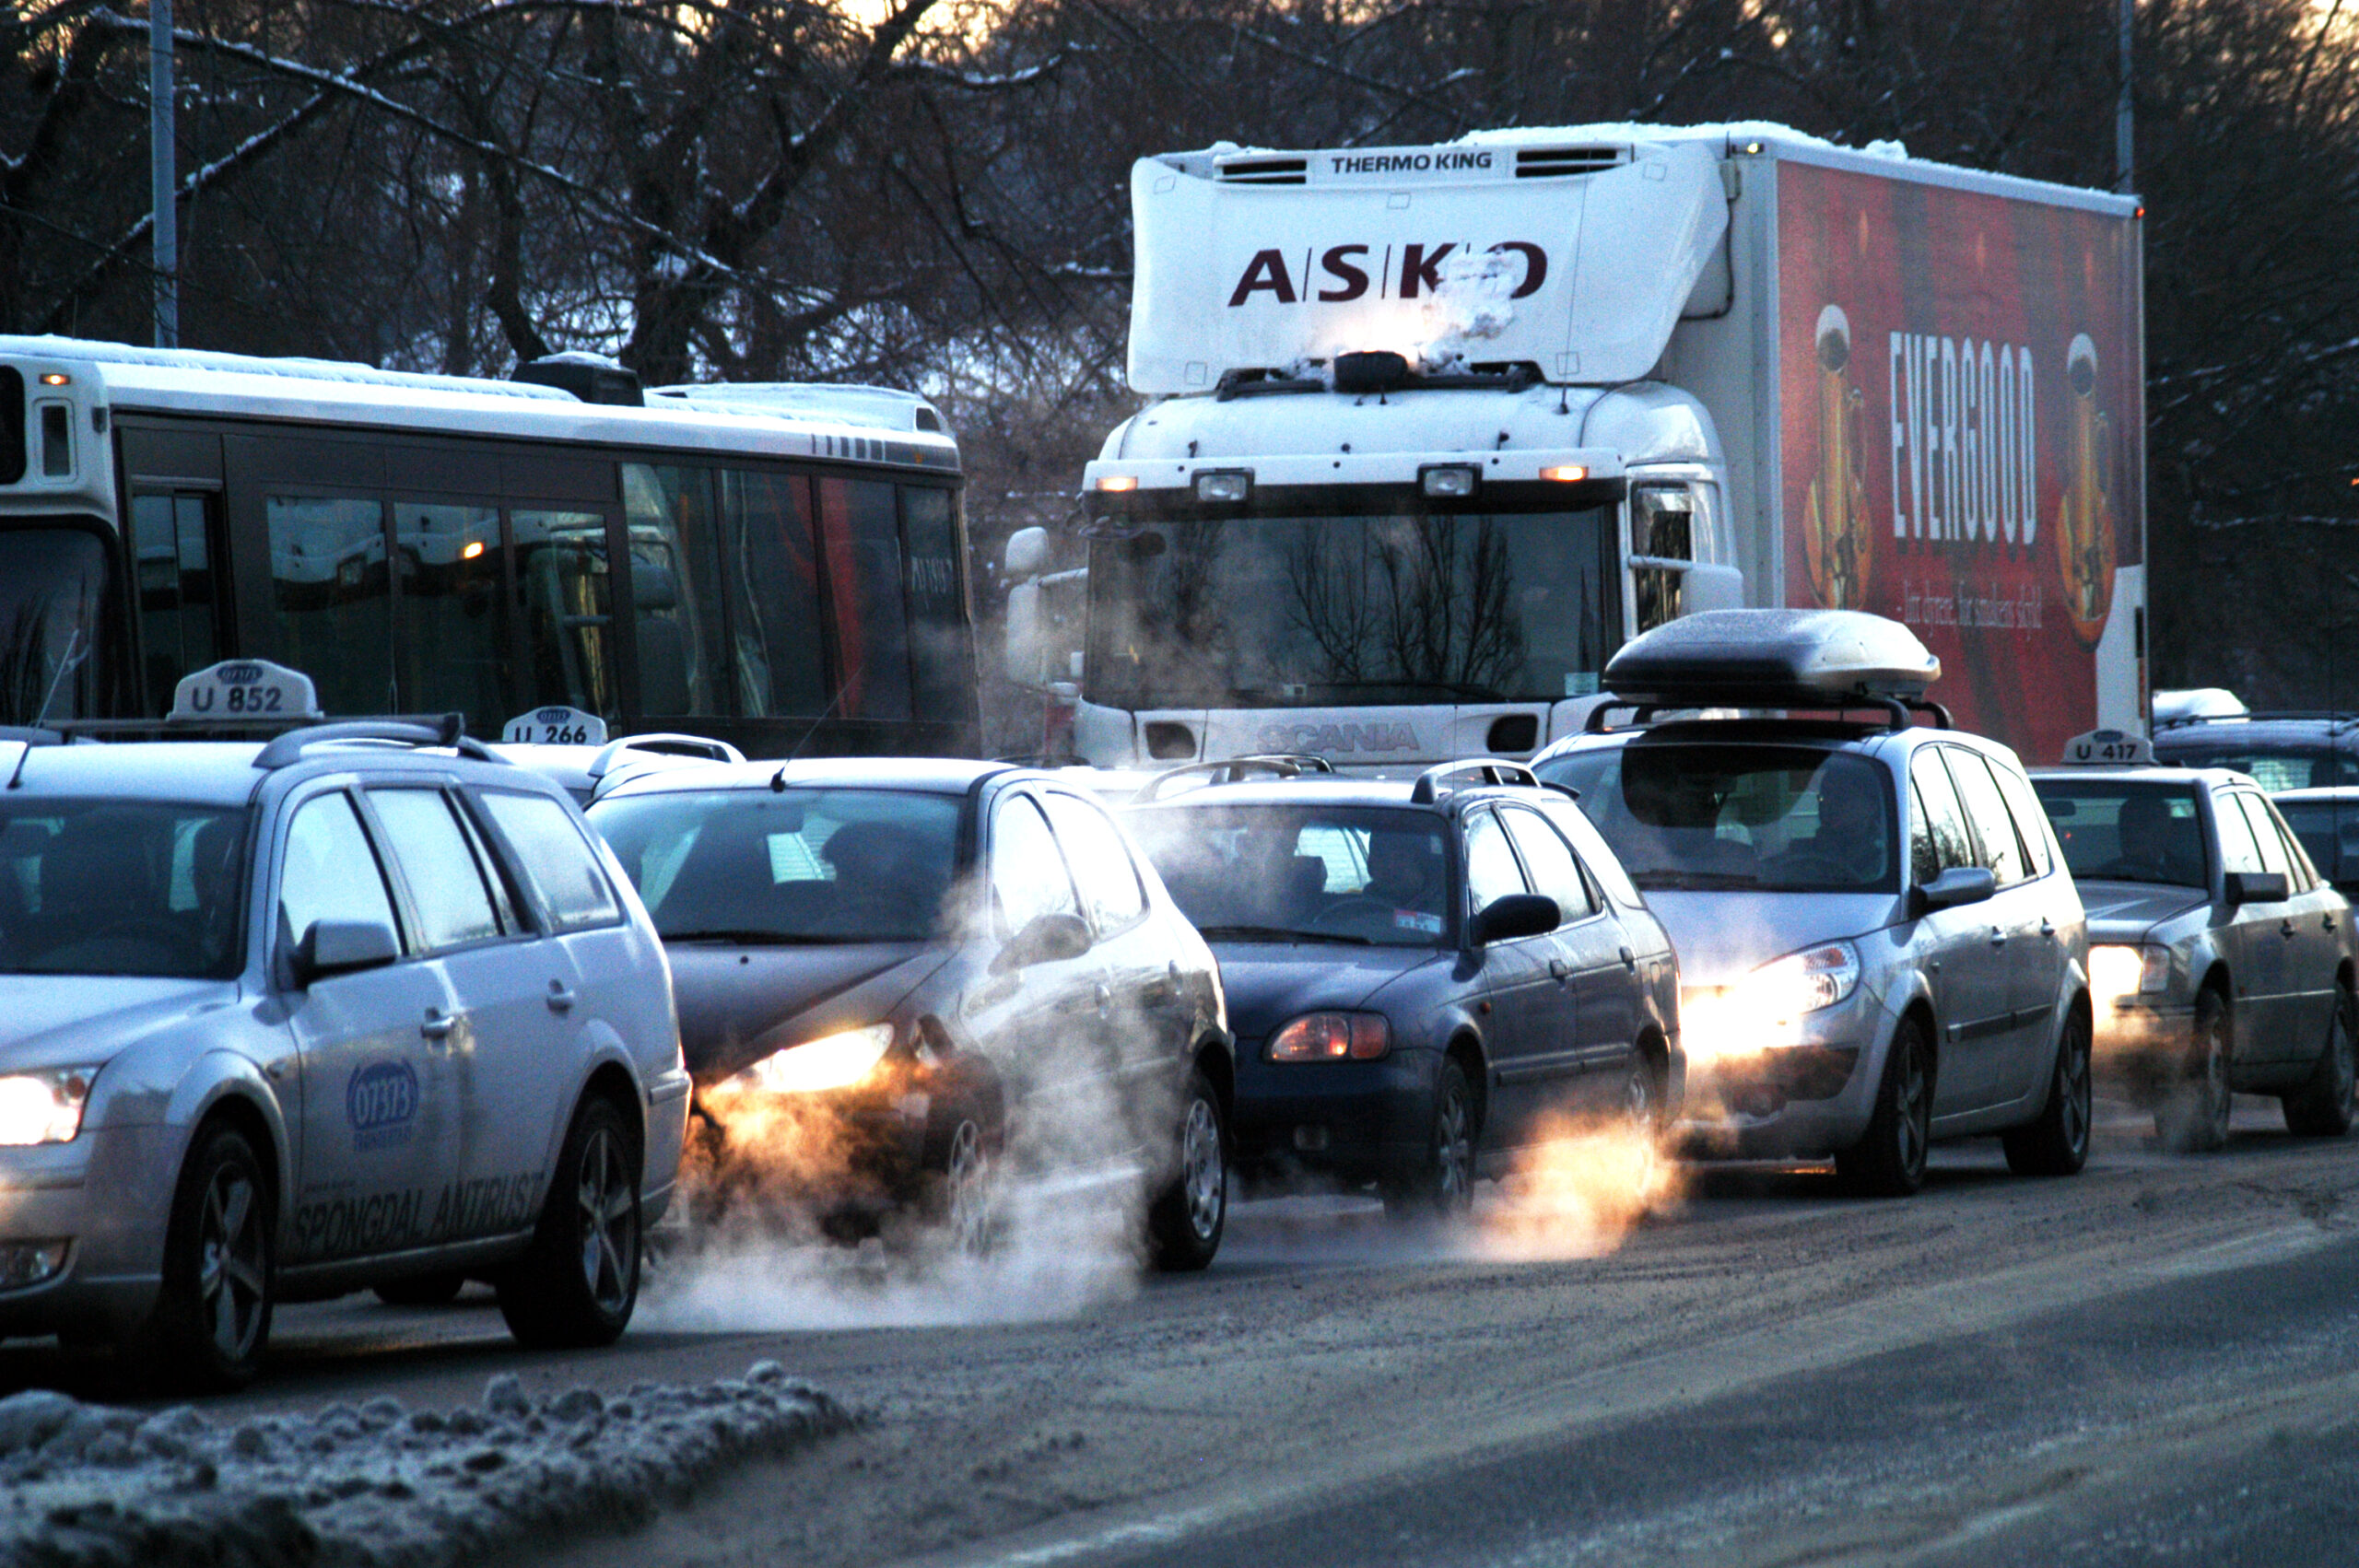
(1193, 923, 1374, 945)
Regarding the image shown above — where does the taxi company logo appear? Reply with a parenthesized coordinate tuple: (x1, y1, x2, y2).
(533, 706, 574, 723)
(1227, 242, 1548, 307)
(216, 662, 264, 685)
(347, 1060, 418, 1149)
(1256, 721, 1418, 754)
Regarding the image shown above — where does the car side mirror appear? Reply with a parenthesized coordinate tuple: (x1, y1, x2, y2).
(1471, 893, 1560, 946)
(1908, 865, 1996, 918)
(992, 910, 1094, 974)
(292, 918, 400, 987)
(2224, 871, 2290, 907)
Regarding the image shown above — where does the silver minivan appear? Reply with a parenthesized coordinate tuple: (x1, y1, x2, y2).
(1534, 612, 2095, 1196)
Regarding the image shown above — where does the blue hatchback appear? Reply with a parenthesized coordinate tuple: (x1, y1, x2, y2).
(1125, 760, 1681, 1217)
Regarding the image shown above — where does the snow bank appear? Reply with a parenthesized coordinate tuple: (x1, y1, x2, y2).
(0, 1362, 846, 1568)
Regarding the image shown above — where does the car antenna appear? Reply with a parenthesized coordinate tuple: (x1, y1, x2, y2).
(780, 661, 859, 769)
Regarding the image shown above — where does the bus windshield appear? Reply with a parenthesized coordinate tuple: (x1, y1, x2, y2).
(0, 526, 109, 726)
(1084, 509, 1615, 710)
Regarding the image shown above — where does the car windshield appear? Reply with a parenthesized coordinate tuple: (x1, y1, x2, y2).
(1538, 744, 1898, 893)
(0, 799, 247, 977)
(2276, 799, 2358, 887)
(2029, 779, 2210, 888)
(1126, 805, 1450, 948)
(590, 787, 963, 943)
(2153, 741, 2359, 790)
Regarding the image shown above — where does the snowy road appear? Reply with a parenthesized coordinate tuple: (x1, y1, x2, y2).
(7, 1094, 2358, 1566)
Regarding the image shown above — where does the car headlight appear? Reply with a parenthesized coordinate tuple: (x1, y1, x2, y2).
(1735, 940, 1861, 1020)
(0, 1068, 95, 1146)
(2091, 942, 2170, 1003)
(1268, 1012, 1391, 1062)
(726, 1024, 895, 1094)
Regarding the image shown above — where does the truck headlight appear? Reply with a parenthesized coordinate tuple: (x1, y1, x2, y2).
(0, 1069, 95, 1146)
(2091, 943, 2169, 1003)
(727, 1024, 894, 1094)
(1736, 941, 1861, 1020)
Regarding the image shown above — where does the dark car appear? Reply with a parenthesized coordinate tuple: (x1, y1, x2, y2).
(586, 757, 1234, 1270)
(2031, 763, 2357, 1149)
(2275, 788, 2359, 902)
(2151, 712, 2359, 791)
(1123, 759, 1681, 1219)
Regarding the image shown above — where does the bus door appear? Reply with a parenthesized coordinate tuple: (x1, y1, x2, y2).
(506, 501, 623, 731)
(129, 489, 228, 713)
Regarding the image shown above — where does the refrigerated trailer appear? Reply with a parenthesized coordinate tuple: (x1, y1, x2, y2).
(1006, 123, 2145, 770)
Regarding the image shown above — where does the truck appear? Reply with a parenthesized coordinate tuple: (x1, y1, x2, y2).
(1003, 123, 2146, 771)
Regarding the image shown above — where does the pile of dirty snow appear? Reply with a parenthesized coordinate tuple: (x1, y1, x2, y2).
(0, 1362, 846, 1567)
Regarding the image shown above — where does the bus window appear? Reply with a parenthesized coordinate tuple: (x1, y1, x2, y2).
(900, 486, 972, 722)
(393, 501, 504, 735)
(622, 464, 725, 718)
(817, 477, 912, 720)
(720, 469, 827, 718)
(267, 496, 392, 715)
(131, 493, 222, 713)
(511, 509, 617, 723)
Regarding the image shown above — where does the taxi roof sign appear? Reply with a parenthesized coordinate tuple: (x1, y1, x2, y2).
(2060, 729, 2154, 766)
(170, 660, 323, 723)
(1602, 609, 1941, 708)
(500, 706, 609, 746)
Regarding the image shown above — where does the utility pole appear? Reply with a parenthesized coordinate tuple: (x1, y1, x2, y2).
(149, 0, 178, 347)
(2115, 0, 2135, 193)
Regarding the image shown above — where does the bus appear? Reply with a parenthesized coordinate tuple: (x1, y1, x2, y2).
(0, 335, 977, 757)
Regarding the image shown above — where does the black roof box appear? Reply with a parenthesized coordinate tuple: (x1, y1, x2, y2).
(1603, 609, 1940, 707)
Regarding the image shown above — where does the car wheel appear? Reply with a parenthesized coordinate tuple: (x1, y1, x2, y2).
(497, 1095, 641, 1348)
(2282, 981, 2359, 1137)
(1837, 1017, 1931, 1197)
(141, 1120, 276, 1391)
(1147, 1072, 1227, 1271)
(2002, 1004, 2093, 1176)
(375, 1271, 467, 1307)
(1384, 1057, 1477, 1223)
(2157, 989, 2233, 1153)
(932, 1117, 996, 1257)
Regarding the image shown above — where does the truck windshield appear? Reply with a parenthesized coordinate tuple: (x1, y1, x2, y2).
(1085, 509, 1615, 709)
(0, 526, 110, 725)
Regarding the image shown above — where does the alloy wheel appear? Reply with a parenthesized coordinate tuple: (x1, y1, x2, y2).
(196, 1166, 268, 1363)
(575, 1126, 638, 1314)
(1435, 1084, 1473, 1206)
(945, 1119, 991, 1255)
(1180, 1097, 1225, 1242)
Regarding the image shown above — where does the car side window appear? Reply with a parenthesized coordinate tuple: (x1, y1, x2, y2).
(476, 790, 621, 931)
(368, 789, 503, 950)
(1040, 790, 1147, 931)
(280, 791, 402, 953)
(1545, 800, 1641, 908)
(2259, 801, 2325, 888)
(1989, 763, 2056, 879)
(991, 794, 1081, 936)
(1942, 749, 2030, 887)
(1908, 751, 1976, 880)
(2212, 791, 2266, 876)
(1500, 806, 1598, 919)
(2234, 794, 2295, 882)
(1463, 810, 1529, 910)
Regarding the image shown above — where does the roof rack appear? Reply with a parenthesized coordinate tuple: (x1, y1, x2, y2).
(1408, 757, 1541, 804)
(252, 715, 502, 770)
(1133, 754, 1334, 803)
(1583, 696, 1953, 734)
(2154, 710, 2359, 733)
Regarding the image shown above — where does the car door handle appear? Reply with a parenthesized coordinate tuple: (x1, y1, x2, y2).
(1989, 926, 2008, 947)
(2327, 913, 2340, 933)
(1095, 982, 1112, 1016)
(2039, 919, 2057, 939)
(420, 1009, 456, 1042)
(1549, 958, 1571, 983)
(546, 981, 577, 1013)
(1620, 946, 1637, 970)
(2281, 919, 2298, 939)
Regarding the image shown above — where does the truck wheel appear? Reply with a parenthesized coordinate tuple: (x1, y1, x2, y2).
(2283, 981, 2358, 1137)
(1147, 1073, 1227, 1271)
(2002, 1005, 2093, 1176)
(1383, 1057, 1477, 1223)
(2157, 989, 2233, 1152)
(1837, 1018, 1931, 1197)
(497, 1096, 641, 1348)
(142, 1120, 276, 1391)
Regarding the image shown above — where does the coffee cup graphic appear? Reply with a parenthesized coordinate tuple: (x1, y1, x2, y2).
(2055, 331, 2116, 646)
(1804, 304, 1872, 610)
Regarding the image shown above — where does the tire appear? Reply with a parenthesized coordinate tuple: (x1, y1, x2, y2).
(375, 1271, 467, 1307)
(2157, 989, 2233, 1153)
(1837, 1017, 1932, 1197)
(1147, 1072, 1227, 1271)
(1383, 1057, 1477, 1223)
(140, 1120, 276, 1391)
(2282, 982, 2358, 1138)
(2003, 1004, 2093, 1176)
(497, 1096, 641, 1349)
(927, 1117, 996, 1257)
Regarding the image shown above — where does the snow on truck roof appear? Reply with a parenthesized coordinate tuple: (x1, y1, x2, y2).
(0, 334, 957, 462)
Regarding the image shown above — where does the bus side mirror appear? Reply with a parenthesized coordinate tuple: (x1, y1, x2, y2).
(1678, 564, 1745, 615)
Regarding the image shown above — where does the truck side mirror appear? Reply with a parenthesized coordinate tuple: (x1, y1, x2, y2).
(1004, 525, 1048, 580)
(1678, 563, 1745, 614)
(292, 918, 401, 987)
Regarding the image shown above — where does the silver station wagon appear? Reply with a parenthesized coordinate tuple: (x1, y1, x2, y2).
(0, 668, 687, 1388)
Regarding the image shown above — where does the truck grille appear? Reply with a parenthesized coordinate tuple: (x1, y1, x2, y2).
(1514, 146, 1627, 178)
(1217, 157, 1309, 185)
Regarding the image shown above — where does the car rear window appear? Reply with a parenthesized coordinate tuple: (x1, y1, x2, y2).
(0, 799, 249, 978)
(478, 790, 621, 932)
(2152, 742, 2359, 790)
